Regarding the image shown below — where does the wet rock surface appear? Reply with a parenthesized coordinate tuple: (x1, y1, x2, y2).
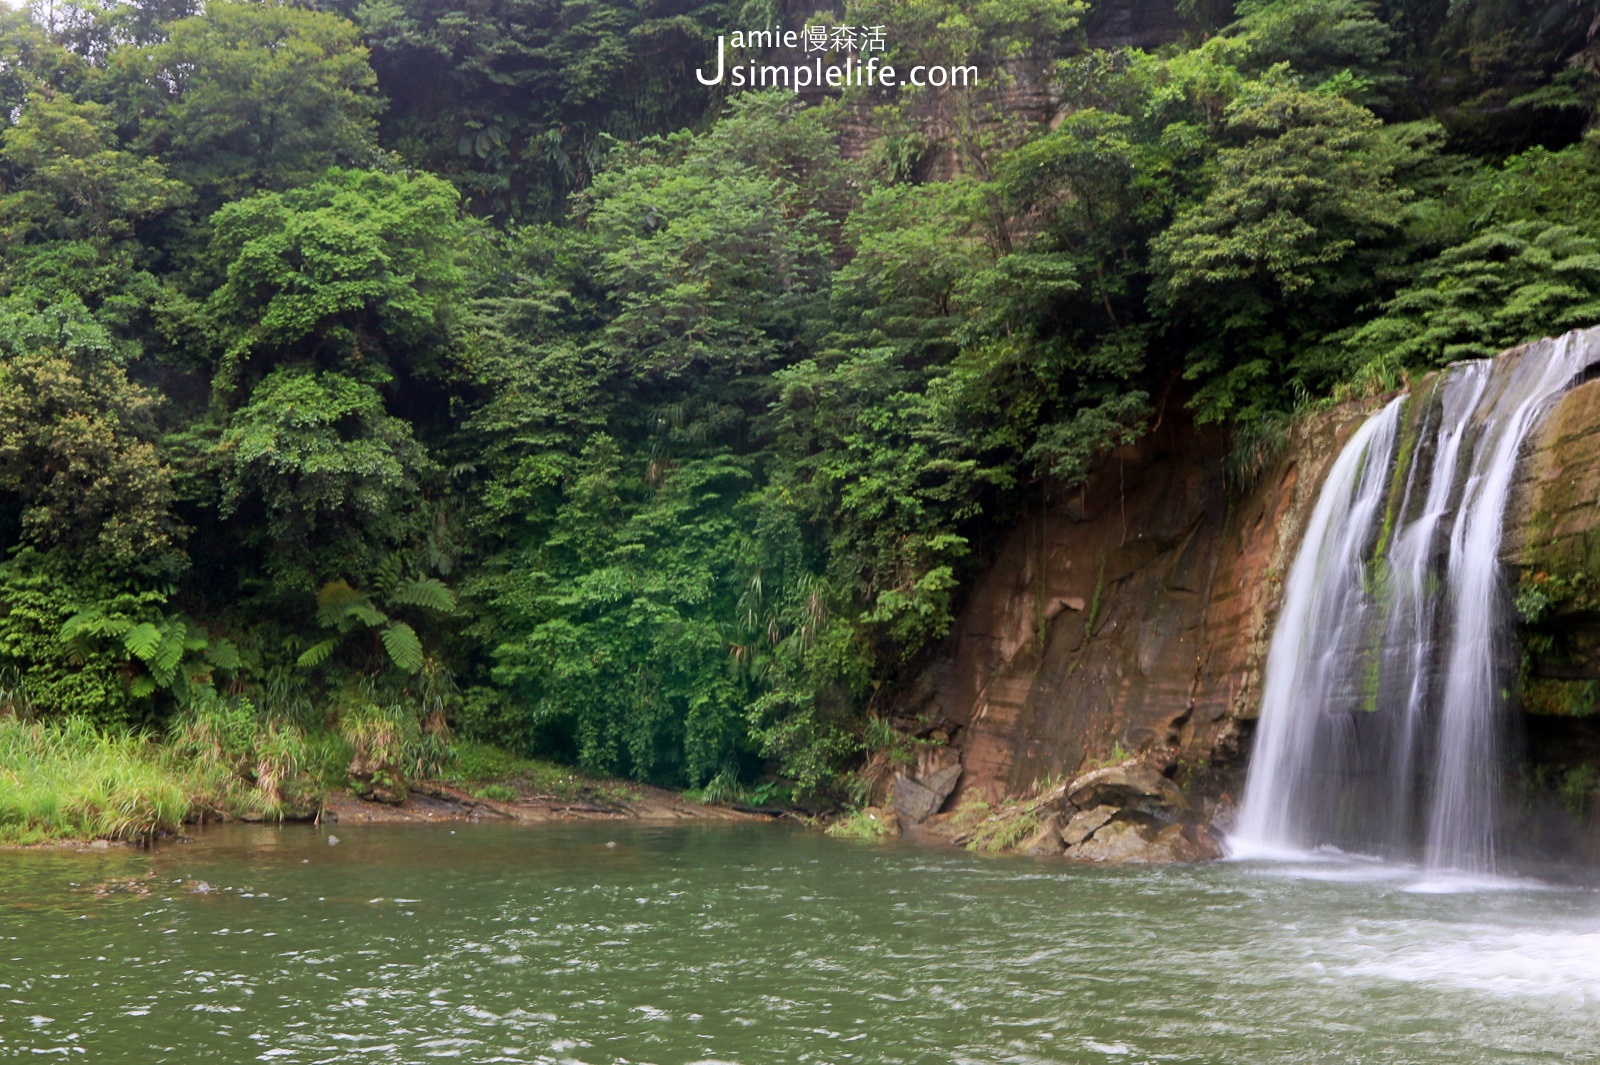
(934, 758, 1223, 864)
(1062, 806, 1115, 846)
(891, 748, 964, 824)
(1018, 813, 1065, 856)
(1067, 763, 1188, 822)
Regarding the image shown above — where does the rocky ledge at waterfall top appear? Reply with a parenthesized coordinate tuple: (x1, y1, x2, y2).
(878, 332, 1600, 864)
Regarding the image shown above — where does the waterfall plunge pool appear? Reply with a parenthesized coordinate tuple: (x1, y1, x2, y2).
(2, 822, 1598, 1063)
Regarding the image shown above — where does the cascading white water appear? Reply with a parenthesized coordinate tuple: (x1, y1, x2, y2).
(1373, 363, 1490, 856)
(1232, 399, 1402, 854)
(1233, 327, 1600, 871)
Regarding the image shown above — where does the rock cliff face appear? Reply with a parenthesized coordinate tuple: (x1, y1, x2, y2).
(892, 399, 1387, 815)
(1505, 373, 1600, 593)
(1504, 370, 1600, 855)
(890, 356, 1600, 862)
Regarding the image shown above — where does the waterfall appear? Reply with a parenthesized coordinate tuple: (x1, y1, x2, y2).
(1233, 327, 1600, 871)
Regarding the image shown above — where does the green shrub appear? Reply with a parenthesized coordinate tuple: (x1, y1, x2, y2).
(826, 807, 895, 840)
(0, 549, 160, 729)
(948, 794, 1043, 853)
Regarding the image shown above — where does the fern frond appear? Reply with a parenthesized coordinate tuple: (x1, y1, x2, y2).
(296, 639, 337, 669)
(206, 638, 241, 671)
(316, 580, 362, 608)
(150, 622, 187, 684)
(390, 577, 456, 613)
(316, 581, 371, 629)
(347, 602, 389, 628)
(374, 555, 404, 598)
(381, 622, 424, 673)
(123, 622, 163, 662)
(60, 611, 133, 641)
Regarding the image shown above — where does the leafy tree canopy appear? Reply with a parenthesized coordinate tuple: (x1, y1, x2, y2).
(3, 0, 1600, 802)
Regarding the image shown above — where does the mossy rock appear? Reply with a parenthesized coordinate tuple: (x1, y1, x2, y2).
(1523, 678, 1600, 718)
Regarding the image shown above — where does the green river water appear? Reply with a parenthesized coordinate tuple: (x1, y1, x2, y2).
(1, 822, 1597, 1063)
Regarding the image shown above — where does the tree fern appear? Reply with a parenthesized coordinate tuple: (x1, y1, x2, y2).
(122, 622, 163, 662)
(148, 621, 188, 686)
(205, 638, 241, 671)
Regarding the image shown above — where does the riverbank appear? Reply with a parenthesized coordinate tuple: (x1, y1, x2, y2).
(0, 715, 768, 847)
(320, 779, 771, 827)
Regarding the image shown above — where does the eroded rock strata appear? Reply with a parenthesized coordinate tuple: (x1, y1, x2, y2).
(888, 399, 1380, 844)
(889, 362, 1600, 863)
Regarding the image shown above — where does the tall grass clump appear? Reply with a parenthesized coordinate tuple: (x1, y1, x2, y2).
(337, 680, 452, 804)
(0, 716, 192, 844)
(165, 693, 330, 820)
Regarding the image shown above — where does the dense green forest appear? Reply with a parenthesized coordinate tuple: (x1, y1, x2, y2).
(4, 0, 1600, 829)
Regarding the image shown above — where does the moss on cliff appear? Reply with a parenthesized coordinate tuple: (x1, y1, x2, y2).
(1508, 379, 1600, 725)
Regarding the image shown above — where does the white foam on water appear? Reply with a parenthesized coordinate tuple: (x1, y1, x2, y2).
(1225, 839, 1388, 865)
(1252, 862, 1420, 885)
(1233, 850, 1557, 891)
(1342, 925, 1600, 1004)
(1401, 872, 1553, 895)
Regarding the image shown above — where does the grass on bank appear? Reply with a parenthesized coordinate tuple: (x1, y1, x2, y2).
(0, 716, 195, 844)
(1, 706, 751, 845)
(439, 740, 641, 804)
(826, 806, 896, 840)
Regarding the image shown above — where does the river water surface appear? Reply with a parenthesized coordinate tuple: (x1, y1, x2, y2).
(1, 823, 1598, 1063)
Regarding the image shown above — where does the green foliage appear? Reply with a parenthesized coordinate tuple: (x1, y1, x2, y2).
(0, 301, 179, 564)
(1226, 0, 1398, 98)
(337, 688, 452, 800)
(204, 167, 465, 386)
(333, 0, 742, 217)
(471, 783, 518, 802)
(1529, 763, 1600, 820)
(0, 716, 191, 844)
(4, 0, 1600, 809)
(143, 0, 383, 206)
(0, 91, 188, 242)
(844, 0, 1086, 175)
(1345, 222, 1600, 373)
(1152, 70, 1413, 423)
(301, 576, 454, 675)
(1515, 569, 1598, 624)
(166, 692, 329, 818)
(218, 369, 437, 585)
(826, 806, 896, 840)
(61, 608, 238, 703)
(949, 794, 1043, 853)
(0, 549, 166, 729)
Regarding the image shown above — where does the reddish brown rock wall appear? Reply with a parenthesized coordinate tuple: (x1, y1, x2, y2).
(893, 399, 1388, 804)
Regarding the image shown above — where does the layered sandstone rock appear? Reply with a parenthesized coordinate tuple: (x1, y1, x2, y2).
(898, 360, 1600, 863)
(891, 400, 1386, 819)
(1503, 372, 1600, 854)
(1505, 373, 1600, 577)
(934, 757, 1224, 863)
